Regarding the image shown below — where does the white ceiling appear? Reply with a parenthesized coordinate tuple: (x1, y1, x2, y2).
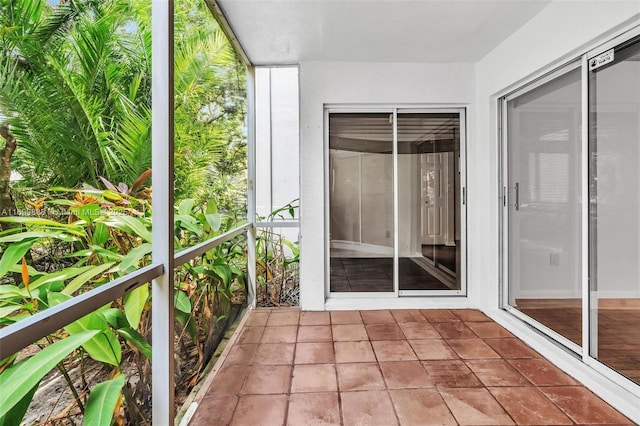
(215, 0, 552, 64)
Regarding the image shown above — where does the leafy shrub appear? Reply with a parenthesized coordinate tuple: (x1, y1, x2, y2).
(256, 200, 300, 307)
(0, 186, 247, 424)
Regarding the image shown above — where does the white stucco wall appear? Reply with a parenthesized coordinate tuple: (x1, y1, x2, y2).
(290, 3, 640, 418)
(474, 2, 640, 313)
(255, 67, 300, 219)
(298, 62, 475, 310)
(296, 3, 640, 311)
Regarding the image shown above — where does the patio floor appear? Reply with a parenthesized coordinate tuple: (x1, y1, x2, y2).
(187, 308, 633, 425)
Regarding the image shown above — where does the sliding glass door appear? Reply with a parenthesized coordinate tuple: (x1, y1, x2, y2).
(504, 64, 583, 349)
(328, 109, 466, 295)
(503, 32, 640, 389)
(589, 37, 640, 386)
(329, 113, 394, 292)
(397, 113, 463, 294)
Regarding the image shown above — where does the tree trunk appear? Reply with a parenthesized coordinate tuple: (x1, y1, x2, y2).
(0, 124, 18, 230)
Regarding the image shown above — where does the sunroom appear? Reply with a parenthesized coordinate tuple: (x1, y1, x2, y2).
(1, 0, 640, 424)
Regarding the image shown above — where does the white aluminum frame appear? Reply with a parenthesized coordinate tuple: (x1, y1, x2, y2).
(499, 60, 584, 356)
(324, 105, 468, 300)
(151, 0, 175, 423)
(498, 22, 640, 406)
(581, 53, 591, 363)
(393, 108, 400, 298)
(246, 66, 257, 308)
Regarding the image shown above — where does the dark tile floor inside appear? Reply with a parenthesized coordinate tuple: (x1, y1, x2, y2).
(330, 258, 451, 292)
(423, 244, 457, 272)
(188, 308, 634, 426)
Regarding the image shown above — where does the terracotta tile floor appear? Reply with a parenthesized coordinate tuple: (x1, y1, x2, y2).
(188, 308, 634, 426)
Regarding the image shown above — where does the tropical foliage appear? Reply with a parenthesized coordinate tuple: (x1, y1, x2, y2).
(173, 0, 247, 208)
(0, 0, 247, 213)
(0, 0, 250, 424)
(0, 185, 248, 424)
(0, 0, 152, 190)
(0, 184, 154, 424)
(256, 200, 300, 306)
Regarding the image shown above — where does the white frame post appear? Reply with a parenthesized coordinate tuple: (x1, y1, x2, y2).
(247, 66, 257, 308)
(392, 109, 399, 297)
(581, 53, 592, 362)
(151, 1, 175, 424)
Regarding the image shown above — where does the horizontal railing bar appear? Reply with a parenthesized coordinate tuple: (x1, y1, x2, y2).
(173, 223, 252, 267)
(0, 264, 164, 359)
(255, 221, 300, 228)
(1, 223, 257, 358)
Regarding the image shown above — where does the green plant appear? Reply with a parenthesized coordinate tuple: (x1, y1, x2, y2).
(0, 184, 255, 423)
(0, 0, 247, 216)
(0, 330, 101, 423)
(0, 184, 153, 424)
(0, 0, 249, 421)
(173, 0, 247, 208)
(256, 200, 300, 307)
(173, 198, 248, 377)
(0, 0, 153, 192)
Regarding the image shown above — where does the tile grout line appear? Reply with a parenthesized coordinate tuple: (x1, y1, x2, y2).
(228, 310, 270, 425)
(186, 307, 258, 426)
(433, 313, 516, 425)
(410, 321, 465, 422)
(328, 313, 347, 426)
(281, 312, 300, 426)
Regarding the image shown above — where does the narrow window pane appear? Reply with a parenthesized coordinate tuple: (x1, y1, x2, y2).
(329, 113, 394, 292)
(507, 67, 582, 346)
(589, 38, 640, 385)
(397, 113, 462, 291)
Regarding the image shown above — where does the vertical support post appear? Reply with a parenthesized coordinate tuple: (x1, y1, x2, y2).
(459, 108, 467, 296)
(500, 100, 510, 309)
(581, 53, 592, 360)
(268, 68, 274, 214)
(151, 1, 175, 424)
(392, 109, 399, 296)
(247, 66, 257, 308)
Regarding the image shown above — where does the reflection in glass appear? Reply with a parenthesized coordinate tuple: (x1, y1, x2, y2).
(397, 114, 461, 291)
(589, 39, 640, 385)
(507, 66, 583, 345)
(329, 113, 394, 292)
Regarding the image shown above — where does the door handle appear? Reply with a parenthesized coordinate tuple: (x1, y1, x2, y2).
(505, 183, 520, 210)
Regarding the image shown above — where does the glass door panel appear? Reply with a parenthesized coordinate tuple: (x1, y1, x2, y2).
(589, 37, 640, 385)
(506, 66, 583, 346)
(397, 113, 461, 291)
(329, 113, 394, 292)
